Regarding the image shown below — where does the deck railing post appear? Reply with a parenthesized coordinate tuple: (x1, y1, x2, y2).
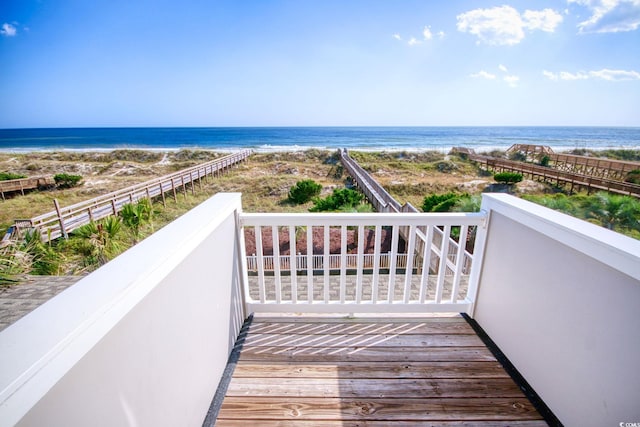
(53, 199, 68, 239)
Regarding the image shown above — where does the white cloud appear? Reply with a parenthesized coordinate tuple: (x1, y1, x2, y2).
(395, 24, 443, 46)
(457, 5, 563, 45)
(470, 71, 497, 79)
(523, 8, 564, 31)
(568, 0, 640, 33)
(590, 68, 640, 80)
(499, 64, 508, 72)
(457, 6, 525, 45)
(1, 23, 17, 37)
(423, 26, 433, 40)
(543, 68, 640, 81)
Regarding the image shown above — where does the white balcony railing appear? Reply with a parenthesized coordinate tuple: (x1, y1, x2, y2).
(239, 212, 485, 313)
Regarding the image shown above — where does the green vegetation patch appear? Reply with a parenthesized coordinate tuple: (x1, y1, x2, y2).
(0, 172, 27, 181)
(288, 179, 322, 204)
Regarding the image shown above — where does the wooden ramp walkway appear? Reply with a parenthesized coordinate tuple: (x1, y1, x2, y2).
(213, 316, 548, 426)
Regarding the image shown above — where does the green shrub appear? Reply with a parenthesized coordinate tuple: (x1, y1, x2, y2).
(625, 169, 640, 185)
(508, 152, 527, 162)
(54, 173, 83, 188)
(494, 172, 523, 184)
(0, 172, 26, 181)
(310, 188, 364, 212)
(539, 155, 550, 167)
(422, 192, 464, 212)
(288, 179, 322, 204)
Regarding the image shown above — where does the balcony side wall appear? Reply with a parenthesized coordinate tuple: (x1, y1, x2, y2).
(474, 195, 640, 426)
(1, 194, 245, 427)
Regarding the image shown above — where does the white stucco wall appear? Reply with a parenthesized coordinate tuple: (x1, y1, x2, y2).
(0, 193, 246, 427)
(474, 194, 640, 427)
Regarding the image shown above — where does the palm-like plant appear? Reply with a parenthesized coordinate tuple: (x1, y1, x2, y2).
(585, 192, 639, 231)
(73, 216, 122, 266)
(120, 199, 153, 243)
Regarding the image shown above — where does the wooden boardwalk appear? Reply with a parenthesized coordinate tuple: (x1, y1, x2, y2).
(453, 145, 640, 198)
(7, 150, 251, 242)
(214, 316, 547, 426)
(0, 176, 54, 200)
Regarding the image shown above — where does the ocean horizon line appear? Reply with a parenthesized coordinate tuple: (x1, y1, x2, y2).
(1, 126, 639, 154)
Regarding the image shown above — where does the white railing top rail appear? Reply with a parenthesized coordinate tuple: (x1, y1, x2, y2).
(241, 211, 486, 227)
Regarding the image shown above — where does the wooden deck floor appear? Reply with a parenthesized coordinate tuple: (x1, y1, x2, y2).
(214, 316, 548, 426)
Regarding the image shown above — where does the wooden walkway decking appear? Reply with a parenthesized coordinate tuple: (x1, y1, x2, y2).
(214, 316, 548, 426)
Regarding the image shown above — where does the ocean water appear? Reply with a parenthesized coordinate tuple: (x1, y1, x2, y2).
(0, 127, 639, 153)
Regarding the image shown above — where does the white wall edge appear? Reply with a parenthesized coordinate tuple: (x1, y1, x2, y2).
(0, 193, 242, 427)
(481, 193, 640, 281)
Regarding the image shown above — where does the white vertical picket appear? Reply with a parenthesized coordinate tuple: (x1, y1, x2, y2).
(289, 225, 297, 303)
(435, 225, 451, 303)
(271, 226, 281, 303)
(387, 225, 399, 303)
(355, 225, 365, 303)
(254, 226, 265, 303)
(450, 225, 469, 303)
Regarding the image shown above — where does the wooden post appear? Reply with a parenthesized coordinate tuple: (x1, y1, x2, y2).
(88, 207, 94, 222)
(111, 199, 117, 215)
(160, 183, 166, 207)
(53, 199, 68, 239)
(171, 178, 177, 202)
(181, 175, 187, 200)
(189, 172, 195, 195)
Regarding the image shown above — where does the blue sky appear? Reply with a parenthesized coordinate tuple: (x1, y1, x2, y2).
(1, 0, 639, 127)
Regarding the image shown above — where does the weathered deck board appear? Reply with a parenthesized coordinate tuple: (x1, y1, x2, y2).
(226, 377, 524, 398)
(215, 316, 546, 425)
(243, 333, 485, 347)
(217, 397, 542, 421)
(232, 361, 511, 379)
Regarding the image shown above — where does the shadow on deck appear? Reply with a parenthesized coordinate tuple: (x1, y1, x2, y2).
(209, 316, 549, 426)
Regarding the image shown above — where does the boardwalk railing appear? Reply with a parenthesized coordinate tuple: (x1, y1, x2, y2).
(15, 150, 251, 241)
(0, 176, 54, 200)
(239, 211, 486, 313)
(453, 145, 640, 197)
(339, 148, 401, 212)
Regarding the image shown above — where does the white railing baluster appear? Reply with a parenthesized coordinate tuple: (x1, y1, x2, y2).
(403, 225, 417, 304)
(323, 225, 330, 303)
(387, 225, 399, 303)
(289, 225, 297, 303)
(419, 225, 434, 303)
(272, 226, 281, 303)
(450, 225, 469, 303)
(307, 225, 313, 303)
(255, 226, 266, 303)
(435, 225, 451, 303)
(340, 225, 347, 303)
(372, 225, 382, 303)
(355, 225, 365, 303)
